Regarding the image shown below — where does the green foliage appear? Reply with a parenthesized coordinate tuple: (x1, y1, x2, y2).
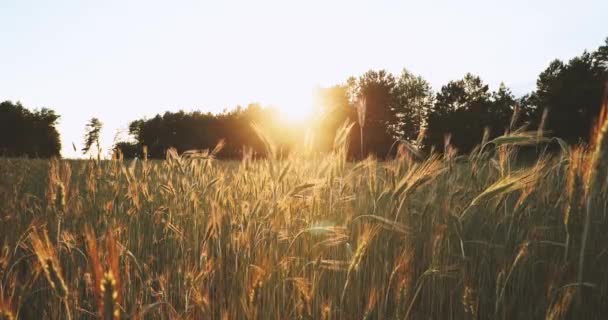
(393, 68, 434, 142)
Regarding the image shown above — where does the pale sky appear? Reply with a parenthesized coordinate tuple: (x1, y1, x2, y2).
(1, 0, 607, 158)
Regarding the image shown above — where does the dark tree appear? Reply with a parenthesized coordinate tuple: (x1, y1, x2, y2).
(490, 83, 519, 132)
(82, 117, 103, 155)
(118, 104, 281, 159)
(425, 74, 516, 153)
(393, 69, 434, 143)
(115, 36, 608, 159)
(0, 101, 61, 158)
(347, 70, 399, 158)
(113, 141, 142, 159)
(524, 39, 608, 144)
(314, 85, 356, 153)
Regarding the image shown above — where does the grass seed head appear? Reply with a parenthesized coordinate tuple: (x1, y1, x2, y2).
(101, 272, 120, 320)
(30, 228, 68, 299)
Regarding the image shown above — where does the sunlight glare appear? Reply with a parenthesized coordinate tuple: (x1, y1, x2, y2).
(277, 103, 315, 124)
(274, 89, 317, 125)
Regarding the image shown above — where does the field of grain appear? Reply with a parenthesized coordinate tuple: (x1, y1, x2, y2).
(1, 124, 608, 319)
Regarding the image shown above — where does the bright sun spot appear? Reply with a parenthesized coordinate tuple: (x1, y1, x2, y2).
(273, 89, 318, 125)
(277, 103, 315, 124)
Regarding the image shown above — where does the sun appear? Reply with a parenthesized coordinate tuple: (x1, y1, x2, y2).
(276, 102, 316, 125)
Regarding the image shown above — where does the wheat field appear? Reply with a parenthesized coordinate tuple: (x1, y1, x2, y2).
(1, 123, 608, 319)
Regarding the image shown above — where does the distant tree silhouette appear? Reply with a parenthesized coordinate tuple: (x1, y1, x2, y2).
(111, 37, 608, 159)
(492, 83, 519, 129)
(425, 74, 516, 153)
(393, 69, 434, 143)
(117, 104, 287, 159)
(314, 85, 356, 153)
(82, 117, 103, 156)
(114, 141, 141, 158)
(523, 39, 608, 144)
(0, 101, 61, 157)
(347, 70, 399, 158)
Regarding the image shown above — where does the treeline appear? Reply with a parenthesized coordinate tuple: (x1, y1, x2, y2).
(119, 37, 607, 159)
(1, 38, 607, 159)
(0, 101, 61, 157)
(116, 105, 295, 159)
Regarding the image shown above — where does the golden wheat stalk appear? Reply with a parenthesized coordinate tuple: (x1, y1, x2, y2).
(356, 96, 367, 157)
(30, 227, 71, 319)
(0, 297, 16, 320)
(578, 85, 608, 296)
(85, 227, 121, 320)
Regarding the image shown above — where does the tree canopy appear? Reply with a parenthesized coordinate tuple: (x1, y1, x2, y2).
(0, 101, 61, 158)
(424, 74, 517, 153)
(523, 39, 608, 144)
(82, 117, 103, 156)
(118, 104, 302, 159)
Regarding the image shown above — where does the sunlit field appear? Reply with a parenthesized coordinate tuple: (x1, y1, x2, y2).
(2, 123, 608, 319)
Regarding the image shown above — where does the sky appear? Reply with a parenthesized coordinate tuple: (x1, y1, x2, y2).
(1, 0, 607, 158)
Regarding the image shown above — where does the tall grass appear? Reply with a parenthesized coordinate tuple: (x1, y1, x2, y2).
(1, 120, 608, 319)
